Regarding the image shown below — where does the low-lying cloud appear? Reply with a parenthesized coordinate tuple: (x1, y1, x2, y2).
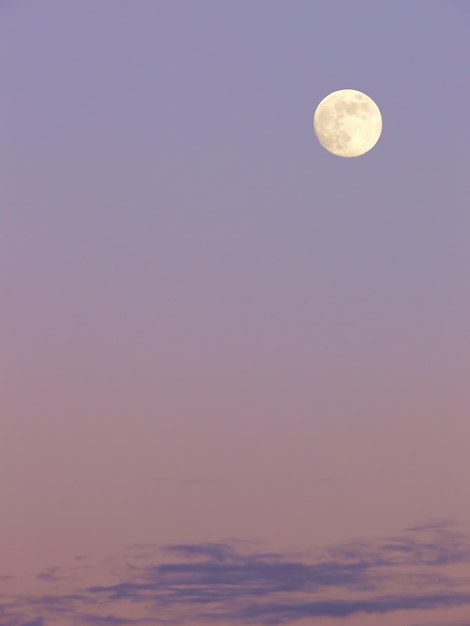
(2, 519, 470, 625)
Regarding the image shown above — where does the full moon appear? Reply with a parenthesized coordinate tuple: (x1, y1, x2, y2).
(313, 89, 382, 157)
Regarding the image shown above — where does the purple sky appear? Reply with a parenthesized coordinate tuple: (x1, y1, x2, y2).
(1, 1, 470, 625)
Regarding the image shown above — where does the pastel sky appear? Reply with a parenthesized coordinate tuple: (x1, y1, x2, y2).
(1, 1, 469, 625)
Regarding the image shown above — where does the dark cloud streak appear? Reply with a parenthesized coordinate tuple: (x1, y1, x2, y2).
(3, 520, 470, 625)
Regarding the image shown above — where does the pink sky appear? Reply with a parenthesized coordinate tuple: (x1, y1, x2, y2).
(1, 1, 469, 625)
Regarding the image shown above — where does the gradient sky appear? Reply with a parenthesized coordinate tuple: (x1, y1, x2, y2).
(1, 1, 470, 625)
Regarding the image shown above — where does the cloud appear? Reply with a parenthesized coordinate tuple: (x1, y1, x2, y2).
(3, 519, 470, 625)
(35, 566, 63, 583)
(205, 593, 470, 623)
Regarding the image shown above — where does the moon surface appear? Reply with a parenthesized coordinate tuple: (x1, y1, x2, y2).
(313, 89, 382, 157)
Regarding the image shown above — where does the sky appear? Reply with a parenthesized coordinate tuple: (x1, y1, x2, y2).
(1, 1, 469, 625)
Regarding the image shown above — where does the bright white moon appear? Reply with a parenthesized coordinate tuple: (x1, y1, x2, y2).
(313, 89, 382, 157)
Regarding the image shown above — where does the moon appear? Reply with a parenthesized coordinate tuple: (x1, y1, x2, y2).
(313, 89, 382, 157)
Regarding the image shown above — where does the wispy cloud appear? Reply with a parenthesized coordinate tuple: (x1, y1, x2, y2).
(3, 520, 470, 625)
(35, 566, 63, 583)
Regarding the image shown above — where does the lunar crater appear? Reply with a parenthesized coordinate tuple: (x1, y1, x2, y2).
(313, 89, 382, 157)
